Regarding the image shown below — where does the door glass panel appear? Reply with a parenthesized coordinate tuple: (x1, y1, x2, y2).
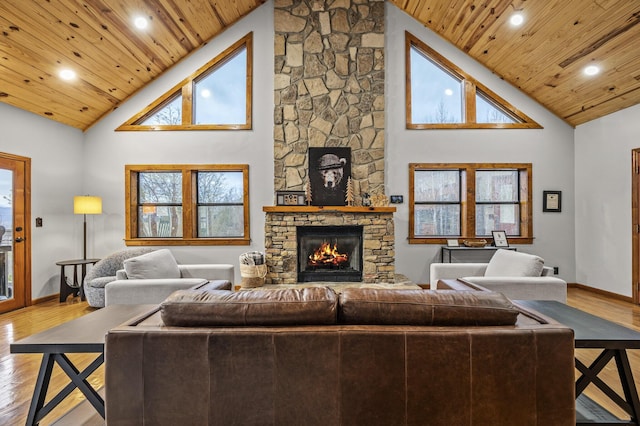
(0, 169, 13, 301)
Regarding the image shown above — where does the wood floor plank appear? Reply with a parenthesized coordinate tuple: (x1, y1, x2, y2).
(1, 288, 640, 424)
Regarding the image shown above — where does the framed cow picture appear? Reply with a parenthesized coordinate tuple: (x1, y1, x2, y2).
(308, 147, 351, 206)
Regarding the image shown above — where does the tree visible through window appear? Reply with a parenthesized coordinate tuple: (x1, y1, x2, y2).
(405, 32, 541, 130)
(140, 95, 182, 126)
(125, 165, 250, 246)
(138, 172, 183, 237)
(409, 163, 533, 244)
(197, 171, 245, 237)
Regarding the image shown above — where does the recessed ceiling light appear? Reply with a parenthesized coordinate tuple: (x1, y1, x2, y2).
(584, 65, 600, 76)
(510, 13, 524, 26)
(134, 16, 148, 29)
(59, 69, 76, 81)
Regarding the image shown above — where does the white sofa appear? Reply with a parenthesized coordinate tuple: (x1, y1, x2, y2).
(104, 249, 234, 306)
(429, 249, 567, 303)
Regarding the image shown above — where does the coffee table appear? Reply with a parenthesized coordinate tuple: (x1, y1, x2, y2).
(11, 304, 156, 426)
(517, 300, 640, 426)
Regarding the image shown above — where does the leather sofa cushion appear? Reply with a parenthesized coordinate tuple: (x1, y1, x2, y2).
(339, 288, 519, 326)
(161, 286, 338, 326)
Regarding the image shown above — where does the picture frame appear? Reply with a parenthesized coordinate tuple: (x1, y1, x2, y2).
(308, 147, 351, 206)
(276, 191, 306, 206)
(491, 230, 509, 247)
(446, 239, 460, 247)
(543, 190, 562, 212)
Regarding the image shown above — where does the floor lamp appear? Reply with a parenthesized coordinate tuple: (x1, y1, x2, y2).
(74, 196, 102, 260)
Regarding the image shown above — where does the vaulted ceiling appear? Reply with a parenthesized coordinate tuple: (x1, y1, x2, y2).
(1, 0, 638, 131)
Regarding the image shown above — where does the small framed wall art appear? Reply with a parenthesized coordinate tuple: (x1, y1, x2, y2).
(492, 230, 509, 247)
(276, 191, 306, 206)
(543, 190, 562, 212)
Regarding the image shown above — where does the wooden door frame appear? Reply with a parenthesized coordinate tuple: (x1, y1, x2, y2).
(632, 149, 640, 304)
(0, 152, 31, 312)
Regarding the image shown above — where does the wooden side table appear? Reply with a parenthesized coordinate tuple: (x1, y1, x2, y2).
(56, 258, 100, 302)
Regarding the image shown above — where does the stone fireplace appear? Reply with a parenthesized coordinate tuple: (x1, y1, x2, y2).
(266, 0, 392, 284)
(297, 225, 363, 282)
(264, 207, 394, 284)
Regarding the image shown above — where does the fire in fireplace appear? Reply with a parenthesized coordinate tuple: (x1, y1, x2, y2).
(308, 242, 349, 266)
(297, 226, 363, 282)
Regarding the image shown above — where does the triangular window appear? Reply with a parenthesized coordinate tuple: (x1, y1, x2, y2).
(410, 48, 463, 124)
(118, 33, 252, 131)
(476, 91, 517, 124)
(406, 32, 541, 129)
(194, 48, 247, 125)
(140, 95, 183, 126)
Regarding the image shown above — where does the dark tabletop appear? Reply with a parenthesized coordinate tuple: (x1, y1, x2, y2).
(10, 304, 156, 354)
(55, 258, 101, 266)
(517, 300, 640, 349)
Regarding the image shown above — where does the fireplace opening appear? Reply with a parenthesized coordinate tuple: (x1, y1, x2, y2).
(297, 226, 363, 282)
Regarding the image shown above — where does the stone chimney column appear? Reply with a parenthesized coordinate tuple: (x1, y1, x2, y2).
(274, 0, 385, 199)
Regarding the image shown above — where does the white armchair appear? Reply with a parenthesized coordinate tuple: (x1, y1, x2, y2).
(430, 249, 567, 303)
(104, 249, 234, 306)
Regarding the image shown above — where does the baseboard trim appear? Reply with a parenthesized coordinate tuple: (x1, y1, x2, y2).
(568, 283, 634, 303)
(32, 294, 60, 305)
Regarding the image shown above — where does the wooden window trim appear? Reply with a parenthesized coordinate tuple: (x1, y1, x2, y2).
(409, 163, 533, 244)
(125, 164, 250, 246)
(117, 33, 253, 131)
(405, 31, 541, 130)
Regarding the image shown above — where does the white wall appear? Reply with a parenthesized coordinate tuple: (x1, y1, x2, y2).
(83, 2, 274, 284)
(0, 103, 84, 298)
(0, 1, 587, 298)
(575, 103, 640, 297)
(385, 4, 577, 284)
(82, 1, 577, 287)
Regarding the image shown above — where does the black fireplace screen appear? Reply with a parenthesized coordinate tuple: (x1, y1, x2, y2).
(297, 225, 363, 282)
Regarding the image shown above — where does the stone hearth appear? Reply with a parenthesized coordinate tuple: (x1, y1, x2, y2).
(264, 206, 395, 284)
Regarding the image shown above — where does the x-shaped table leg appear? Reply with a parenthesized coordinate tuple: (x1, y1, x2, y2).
(26, 352, 104, 425)
(575, 348, 640, 423)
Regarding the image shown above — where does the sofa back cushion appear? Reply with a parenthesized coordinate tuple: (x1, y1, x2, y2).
(484, 249, 544, 277)
(123, 249, 180, 279)
(161, 286, 338, 326)
(339, 288, 519, 326)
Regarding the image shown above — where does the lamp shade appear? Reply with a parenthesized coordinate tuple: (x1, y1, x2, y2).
(74, 196, 102, 215)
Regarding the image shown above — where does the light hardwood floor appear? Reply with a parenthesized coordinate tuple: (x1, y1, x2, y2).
(1, 288, 640, 425)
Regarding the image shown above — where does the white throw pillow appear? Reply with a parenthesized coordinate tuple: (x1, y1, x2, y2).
(484, 249, 544, 277)
(123, 249, 180, 279)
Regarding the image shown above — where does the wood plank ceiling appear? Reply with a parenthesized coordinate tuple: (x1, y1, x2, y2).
(0, 0, 639, 130)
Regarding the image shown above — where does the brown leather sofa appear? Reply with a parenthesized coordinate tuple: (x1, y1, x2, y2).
(105, 282, 575, 425)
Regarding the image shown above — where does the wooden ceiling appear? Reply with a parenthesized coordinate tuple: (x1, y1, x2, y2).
(1, 0, 638, 130)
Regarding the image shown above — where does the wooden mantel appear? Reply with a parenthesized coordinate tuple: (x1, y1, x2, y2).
(263, 206, 396, 213)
